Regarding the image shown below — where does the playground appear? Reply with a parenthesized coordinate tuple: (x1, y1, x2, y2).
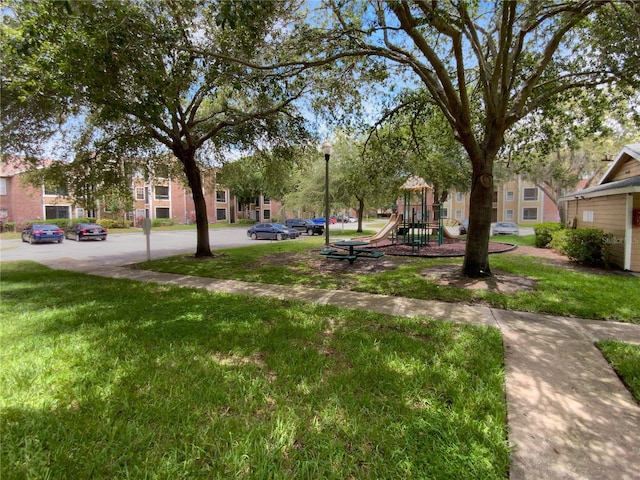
(342, 176, 516, 258)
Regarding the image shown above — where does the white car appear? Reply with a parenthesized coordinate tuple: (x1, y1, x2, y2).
(492, 222, 519, 236)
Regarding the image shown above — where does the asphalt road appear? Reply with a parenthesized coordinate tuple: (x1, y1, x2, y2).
(0, 227, 259, 266)
(1, 223, 533, 266)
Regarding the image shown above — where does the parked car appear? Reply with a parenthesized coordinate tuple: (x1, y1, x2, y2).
(273, 223, 300, 239)
(459, 219, 469, 235)
(492, 222, 519, 236)
(21, 223, 64, 244)
(312, 217, 337, 225)
(285, 218, 324, 236)
(247, 223, 290, 241)
(336, 215, 358, 223)
(65, 223, 108, 241)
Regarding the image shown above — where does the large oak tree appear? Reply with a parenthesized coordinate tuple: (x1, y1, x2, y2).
(1, 0, 313, 256)
(315, 0, 632, 276)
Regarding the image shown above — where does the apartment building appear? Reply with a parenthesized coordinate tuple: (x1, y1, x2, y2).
(444, 177, 560, 224)
(0, 161, 76, 225)
(0, 160, 281, 227)
(129, 176, 281, 227)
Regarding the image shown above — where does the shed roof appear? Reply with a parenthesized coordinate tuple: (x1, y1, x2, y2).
(599, 143, 640, 185)
(560, 144, 640, 201)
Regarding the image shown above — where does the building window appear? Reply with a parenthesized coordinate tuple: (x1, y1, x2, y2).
(44, 183, 68, 197)
(505, 209, 514, 220)
(135, 209, 146, 219)
(155, 207, 170, 219)
(263, 209, 271, 220)
(583, 211, 594, 222)
(216, 208, 227, 221)
(154, 185, 169, 200)
(455, 209, 462, 219)
(522, 207, 538, 220)
(263, 196, 270, 204)
(76, 208, 85, 218)
(0, 178, 6, 195)
(523, 187, 538, 201)
(0, 208, 8, 219)
(506, 191, 515, 201)
(441, 208, 448, 218)
(136, 187, 145, 201)
(216, 190, 226, 202)
(456, 192, 464, 202)
(45, 205, 70, 219)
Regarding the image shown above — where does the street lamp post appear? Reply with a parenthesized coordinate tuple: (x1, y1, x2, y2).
(321, 141, 332, 247)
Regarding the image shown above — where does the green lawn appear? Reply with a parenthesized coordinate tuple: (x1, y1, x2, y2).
(1, 261, 509, 479)
(597, 341, 640, 403)
(135, 237, 640, 323)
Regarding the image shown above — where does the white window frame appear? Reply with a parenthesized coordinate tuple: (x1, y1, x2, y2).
(135, 187, 145, 200)
(0, 178, 6, 195)
(505, 209, 514, 220)
(506, 191, 515, 202)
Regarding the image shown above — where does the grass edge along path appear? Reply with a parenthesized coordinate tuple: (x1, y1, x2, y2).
(133, 239, 640, 324)
(1, 261, 509, 479)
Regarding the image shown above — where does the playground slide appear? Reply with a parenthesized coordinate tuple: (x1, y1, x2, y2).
(356, 214, 400, 244)
(442, 225, 460, 239)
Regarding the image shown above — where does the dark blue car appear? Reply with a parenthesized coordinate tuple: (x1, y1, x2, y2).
(247, 223, 290, 241)
(21, 223, 64, 244)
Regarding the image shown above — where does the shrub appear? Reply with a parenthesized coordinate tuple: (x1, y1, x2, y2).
(151, 218, 175, 227)
(562, 228, 610, 266)
(549, 229, 569, 254)
(70, 217, 97, 225)
(97, 218, 131, 229)
(534, 222, 564, 248)
(1, 222, 16, 232)
(235, 218, 256, 225)
(41, 218, 71, 230)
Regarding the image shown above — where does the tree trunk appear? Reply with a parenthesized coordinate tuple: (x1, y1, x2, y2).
(462, 169, 494, 277)
(180, 152, 212, 257)
(357, 197, 365, 233)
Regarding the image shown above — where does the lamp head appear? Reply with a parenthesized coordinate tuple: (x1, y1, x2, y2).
(321, 141, 332, 156)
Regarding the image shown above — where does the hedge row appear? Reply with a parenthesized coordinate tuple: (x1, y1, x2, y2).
(2, 218, 133, 232)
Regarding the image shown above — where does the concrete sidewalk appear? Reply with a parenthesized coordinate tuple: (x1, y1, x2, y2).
(42, 259, 640, 479)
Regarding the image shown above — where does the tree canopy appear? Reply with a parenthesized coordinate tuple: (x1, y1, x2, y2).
(1, 0, 316, 256)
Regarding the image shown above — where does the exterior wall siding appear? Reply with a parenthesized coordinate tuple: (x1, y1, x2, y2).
(568, 195, 627, 269)
(632, 194, 640, 272)
(611, 158, 640, 181)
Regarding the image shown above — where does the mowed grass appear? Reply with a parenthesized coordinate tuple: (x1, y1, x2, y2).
(1, 262, 509, 479)
(597, 341, 640, 403)
(136, 237, 640, 323)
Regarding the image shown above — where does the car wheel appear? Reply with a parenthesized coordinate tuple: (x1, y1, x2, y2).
(75, 233, 80, 241)
(29, 235, 34, 244)
(101, 236, 107, 241)
(22, 235, 27, 243)
(307, 228, 314, 236)
(250, 232, 257, 240)
(58, 238, 63, 243)
(276, 233, 283, 241)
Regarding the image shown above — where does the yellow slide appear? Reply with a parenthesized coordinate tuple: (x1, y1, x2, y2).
(354, 214, 400, 244)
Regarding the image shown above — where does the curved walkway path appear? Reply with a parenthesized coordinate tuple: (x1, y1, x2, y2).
(42, 259, 640, 480)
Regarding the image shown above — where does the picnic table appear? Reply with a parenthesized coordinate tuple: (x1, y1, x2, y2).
(320, 240, 384, 264)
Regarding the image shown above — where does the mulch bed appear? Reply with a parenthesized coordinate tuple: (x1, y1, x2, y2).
(361, 237, 516, 257)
